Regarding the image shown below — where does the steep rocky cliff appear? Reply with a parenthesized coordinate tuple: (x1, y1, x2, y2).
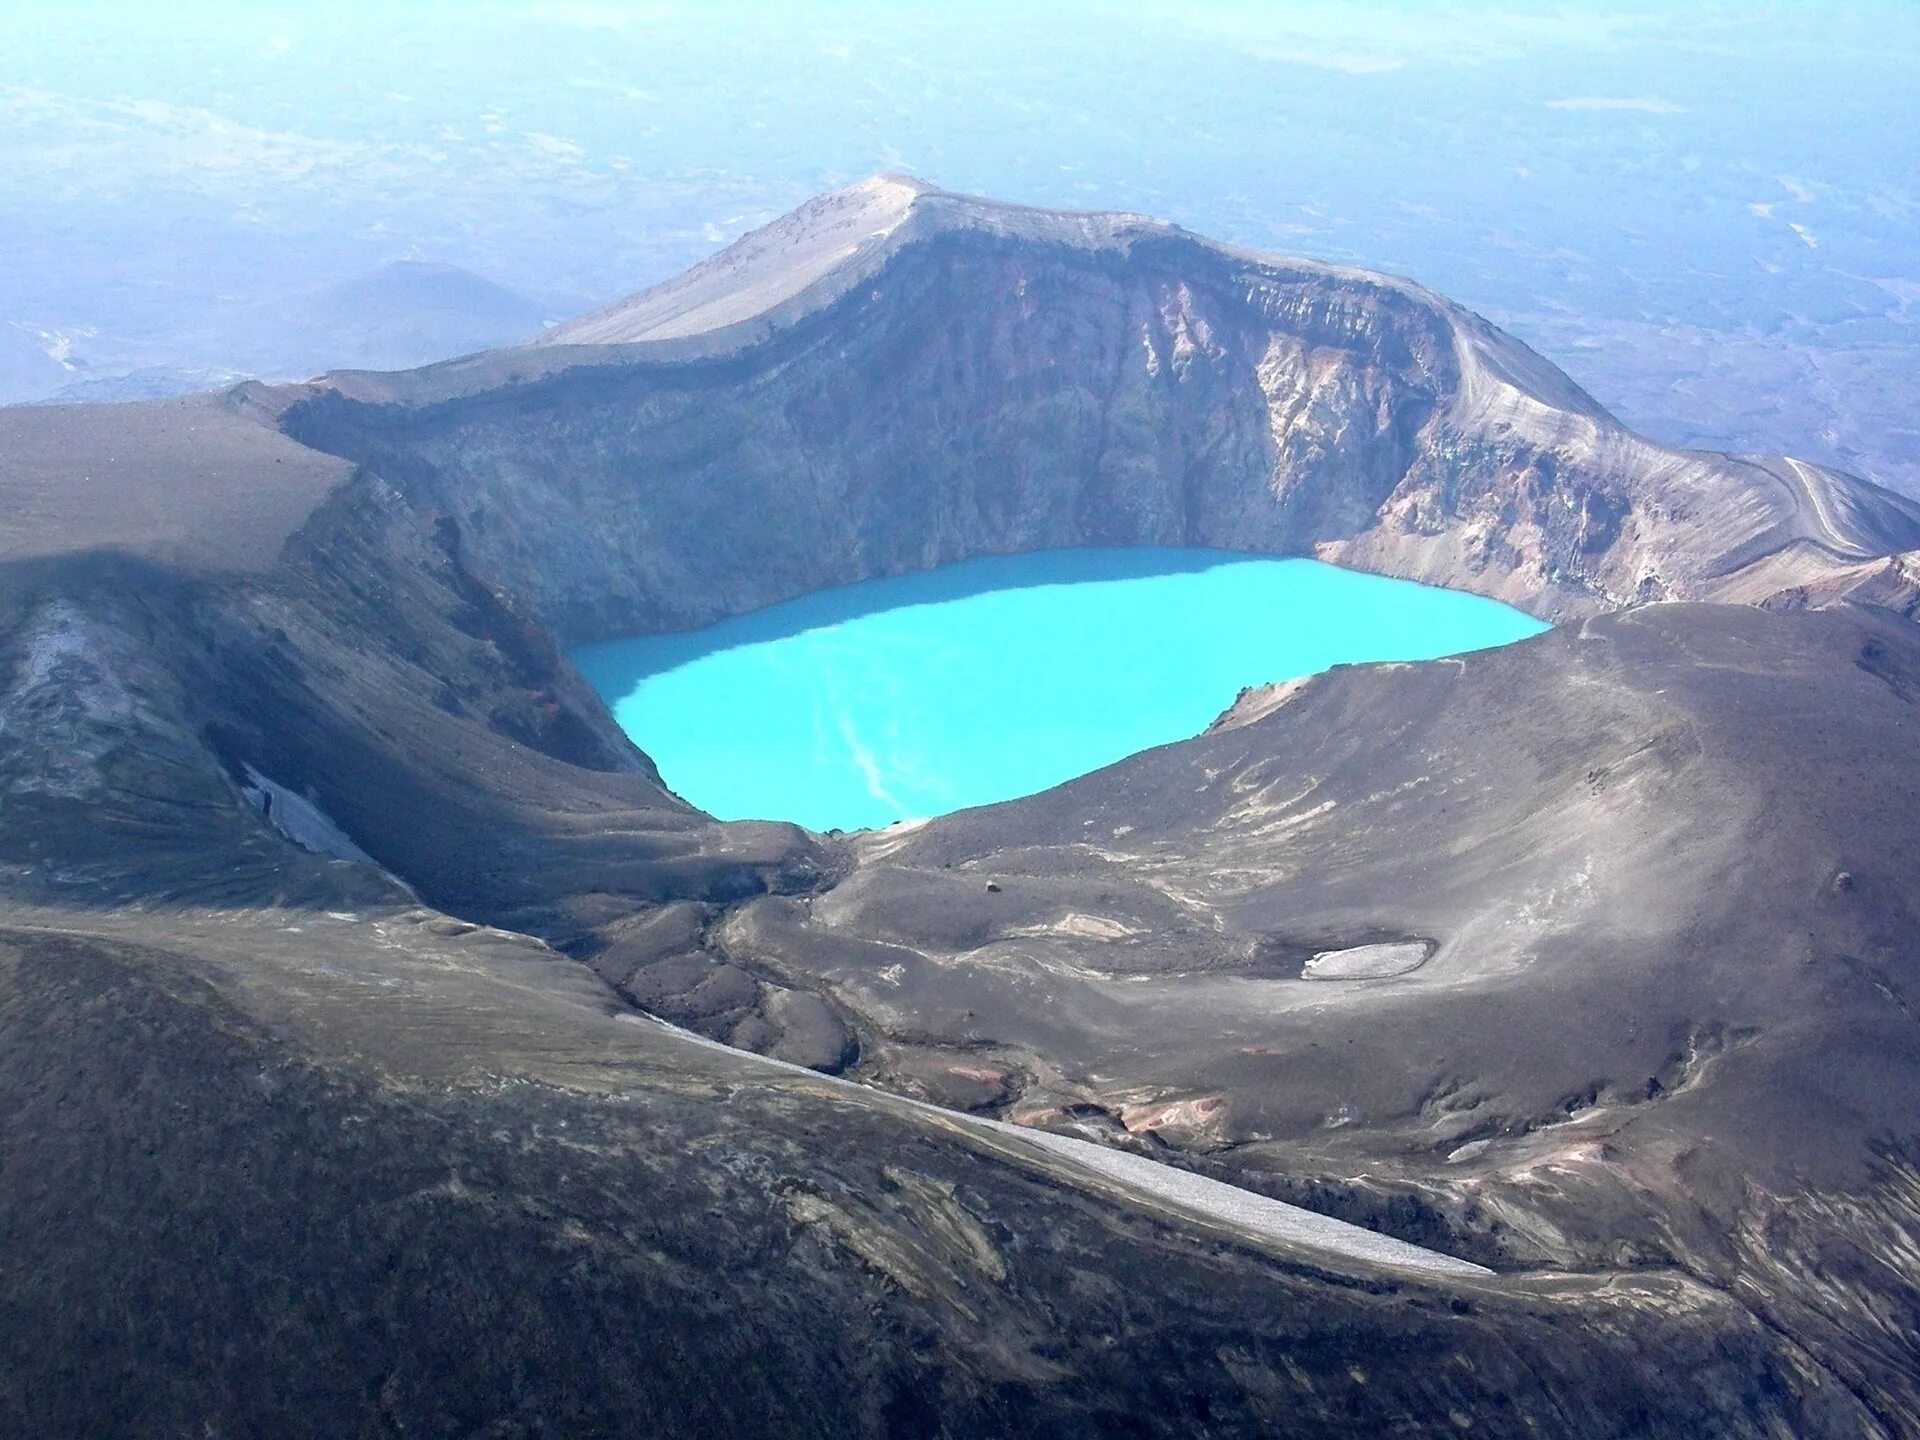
(281, 177, 1920, 644)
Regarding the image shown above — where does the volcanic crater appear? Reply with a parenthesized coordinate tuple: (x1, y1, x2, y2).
(5, 176, 1920, 1439)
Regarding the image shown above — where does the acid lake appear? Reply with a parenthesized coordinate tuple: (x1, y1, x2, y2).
(571, 548, 1549, 832)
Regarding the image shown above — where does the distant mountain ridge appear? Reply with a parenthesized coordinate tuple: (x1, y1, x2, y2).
(291, 259, 549, 371)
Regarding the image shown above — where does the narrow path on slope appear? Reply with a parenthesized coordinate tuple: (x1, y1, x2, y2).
(1783, 455, 1867, 554)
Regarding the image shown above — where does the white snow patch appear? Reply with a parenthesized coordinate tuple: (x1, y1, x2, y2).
(241, 765, 377, 865)
(1303, 941, 1433, 980)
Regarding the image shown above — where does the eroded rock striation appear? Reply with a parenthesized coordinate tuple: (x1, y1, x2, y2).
(279, 175, 1920, 640)
(3, 177, 1920, 1437)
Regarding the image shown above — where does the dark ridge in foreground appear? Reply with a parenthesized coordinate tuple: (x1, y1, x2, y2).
(2, 177, 1919, 1437)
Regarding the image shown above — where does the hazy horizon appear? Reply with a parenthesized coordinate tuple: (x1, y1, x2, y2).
(6, 1, 1919, 490)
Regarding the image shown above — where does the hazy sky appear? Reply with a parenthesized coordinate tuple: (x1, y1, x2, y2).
(5, 2, 1918, 485)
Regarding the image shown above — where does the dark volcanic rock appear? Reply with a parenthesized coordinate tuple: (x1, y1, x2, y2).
(2, 177, 1919, 1437)
(0, 924, 1878, 1440)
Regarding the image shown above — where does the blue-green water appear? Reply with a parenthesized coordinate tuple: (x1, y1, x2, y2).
(572, 549, 1548, 833)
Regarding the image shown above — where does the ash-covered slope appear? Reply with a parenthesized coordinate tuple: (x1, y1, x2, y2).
(745, 602, 1920, 1226)
(535, 174, 938, 347)
(9, 550, 1893, 1436)
(747, 602, 1920, 1425)
(0, 387, 353, 573)
(4, 179, 1920, 1437)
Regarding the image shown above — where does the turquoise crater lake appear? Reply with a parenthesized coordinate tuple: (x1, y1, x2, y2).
(572, 549, 1549, 833)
